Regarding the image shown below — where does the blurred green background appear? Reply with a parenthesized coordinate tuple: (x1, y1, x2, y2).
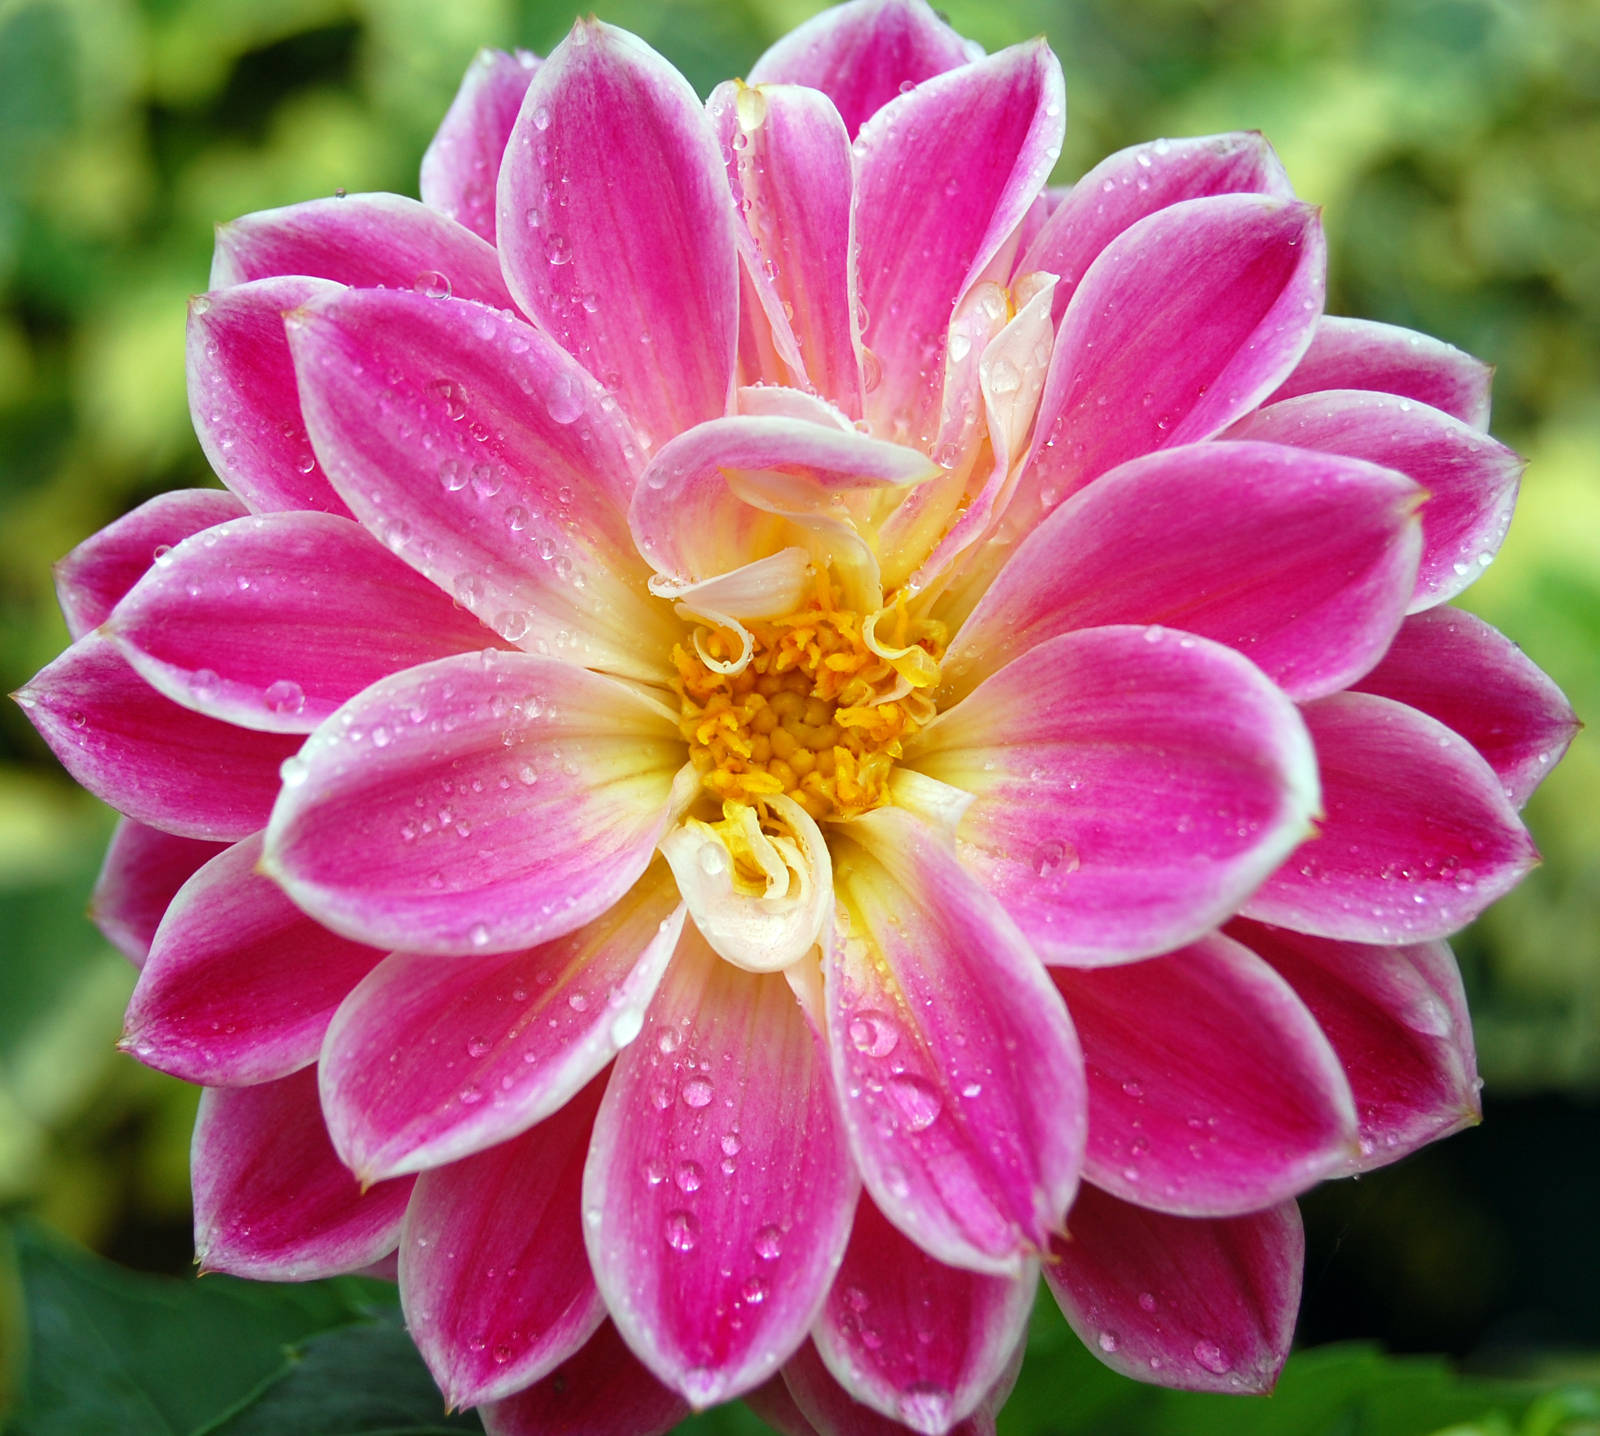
(0, 0, 1595, 1430)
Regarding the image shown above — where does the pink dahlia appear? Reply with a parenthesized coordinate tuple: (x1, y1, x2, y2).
(16, 1, 1577, 1431)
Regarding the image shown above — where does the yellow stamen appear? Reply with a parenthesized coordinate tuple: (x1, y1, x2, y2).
(672, 575, 946, 823)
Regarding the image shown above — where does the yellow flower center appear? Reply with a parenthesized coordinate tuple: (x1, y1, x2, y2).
(672, 578, 946, 827)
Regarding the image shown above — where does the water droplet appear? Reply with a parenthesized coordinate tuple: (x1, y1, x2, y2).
(886, 1074, 942, 1132)
(1193, 1340, 1231, 1375)
(754, 1224, 783, 1260)
(545, 234, 573, 266)
(987, 358, 1021, 395)
(413, 270, 452, 298)
(657, 1026, 682, 1055)
(665, 1209, 699, 1252)
(675, 1160, 703, 1193)
(1137, 1291, 1157, 1312)
(1032, 838, 1079, 878)
(847, 1009, 899, 1057)
(264, 679, 305, 715)
(430, 378, 469, 421)
(468, 923, 490, 949)
(279, 755, 309, 788)
(493, 610, 529, 641)
(545, 374, 584, 424)
(467, 1035, 491, 1057)
(741, 1275, 767, 1305)
(1098, 1330, 1120, 1353)
(682, 1077, 714, 1108)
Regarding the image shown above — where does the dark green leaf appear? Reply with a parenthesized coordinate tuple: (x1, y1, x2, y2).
(4, 1219, 474, 1436)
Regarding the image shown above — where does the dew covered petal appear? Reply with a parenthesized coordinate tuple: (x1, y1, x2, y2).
(263, 652, 681, 956)
(585, 928, 857, 1407)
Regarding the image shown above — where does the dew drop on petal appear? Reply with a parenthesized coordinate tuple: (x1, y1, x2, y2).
(1032, 838, 1079, 878)
(413, 270, 452, 298)
(682, 1077, 714, 1108)
(264, 679, 305, 716)
(886, 1074, 942, 1132)
(1193, 1340, 1231, 1375)
(1098, 1331, 1120, 1353)
(754, 1224, 783, 1260)
(847, 1009, 898, 1057)
(665, 1209, 699, 1252)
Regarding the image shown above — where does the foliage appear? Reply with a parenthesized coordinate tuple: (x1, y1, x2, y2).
(9, 1220, 1600, 1436)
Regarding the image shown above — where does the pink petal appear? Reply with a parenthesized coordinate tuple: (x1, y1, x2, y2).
(211, 193, 512, 307)
(90, 819, 227, 966)
(108, 512, 501, 733)
(1014, 194, 1325, 521)
(584, 930, 857, 1408)
(263, 653, 681, 957)
(1230, 919, 1480, 1171)
(910, 626, 1318, 966)
(192, 1068, 413, 1280)
(1353, 607, 1576, 808)
(1226, 390, 1522, 610)
(1021, 132, 1295, 322)
(121, 833, 385, 1086)
(1244, 692, 1538, 943)
(497, 21, 737, 451)
(187, 277, 352, 516)
(943, 440, 1422, 706)
(318, 863, 683, 1181)
(286, 286, 675, 678)
(630, 415, 937, 586)
(15, 634, 300, 841)
(1053, 934, 1358, 1215)
(878, 275, 1058, 594)
(420, 47, 540, 243)
(480, 1321, 690, 1436)
(707, 81, 861, 415)
(1266, 315, 1494, 429)
(813, 1197, 1034, 1433)
(54, 489, 247, 639)
(1045, 1183, 1303, 1393)
(853, 41, 1063, 442)
(400, 1077, 606, 1408)
(89, 824, 221, 968)
(827, 808, 1085, 1273)
(783, 1338, 1019, 1436)
(748, 0, 981, 138)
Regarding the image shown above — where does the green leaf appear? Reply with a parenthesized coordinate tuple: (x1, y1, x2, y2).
(4, 1220, 480, 1436)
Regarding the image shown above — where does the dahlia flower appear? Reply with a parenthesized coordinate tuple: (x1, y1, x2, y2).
(16, 1, 1576, 1431)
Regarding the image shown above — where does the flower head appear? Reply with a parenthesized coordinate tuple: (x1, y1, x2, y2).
(16, 0, 1577, 1431)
